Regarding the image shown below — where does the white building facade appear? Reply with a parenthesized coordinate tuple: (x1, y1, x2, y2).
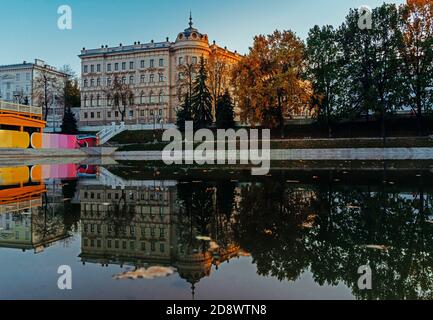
(78, 17, 241, 129)
(0, 59, 68, 132)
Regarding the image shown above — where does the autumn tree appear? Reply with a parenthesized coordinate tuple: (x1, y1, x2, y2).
(104, 76, 133, 122)
(398, 0, 433, 135)
(191, 56, 213, 129)
(232, 30, 312, 136)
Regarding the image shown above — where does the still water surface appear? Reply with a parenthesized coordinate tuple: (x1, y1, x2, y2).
(1, 163, 432, 300)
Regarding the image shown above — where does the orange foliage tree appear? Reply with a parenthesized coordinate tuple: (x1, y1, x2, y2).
(232, 30, 313, 134)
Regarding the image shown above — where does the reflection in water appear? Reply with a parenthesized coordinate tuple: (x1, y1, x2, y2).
(1, 165, 433, 299)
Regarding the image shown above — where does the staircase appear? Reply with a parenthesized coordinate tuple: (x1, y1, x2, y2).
(97, 122, 126, 145)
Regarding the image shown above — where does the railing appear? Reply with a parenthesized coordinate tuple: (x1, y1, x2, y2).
(0, 100, 42, 116)
(97, 122, 126, 145)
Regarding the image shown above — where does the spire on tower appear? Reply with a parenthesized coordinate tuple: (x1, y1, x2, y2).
(189, 11, 193, 28)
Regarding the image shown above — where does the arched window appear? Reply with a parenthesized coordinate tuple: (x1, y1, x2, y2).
(107, 94, 111, 106)
(149, 91, 153, 104)
(140, 91, 145, 104)
(129, 94, 134, 106)
(159, 91, 164, 103)
(96, 94, 101, 106)
(90, 95, 94, 107)
(84, 96, 88, 107)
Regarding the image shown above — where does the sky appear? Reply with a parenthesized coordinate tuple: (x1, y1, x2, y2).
(0, 0, 406, 75)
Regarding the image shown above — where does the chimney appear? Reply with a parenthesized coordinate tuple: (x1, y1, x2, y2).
(151, 39, 154, 44)
(166, 37, 169, 42)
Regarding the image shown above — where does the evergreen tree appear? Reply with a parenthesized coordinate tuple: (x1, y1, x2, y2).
(191, 56, 213, 129)
(216, 90, 235, 129)
(61, 107, 78, 134)
(176, 93, 193, 131)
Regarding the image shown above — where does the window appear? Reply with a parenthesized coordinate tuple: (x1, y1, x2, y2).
(159, 109, 162, 116)
(140, 75, 145, 83)
(16, 74, 20, 81)
(84, 112, 88, 118)
(129, 75, 134, 84)
(160, 243, 165, 252)
(129, 110, 134, 117)
(140, 109, 145, 116)
(26, 73, 30, 81)
(107, 240, 112, 248)
(141, 242, 146, 250)
(149, 74, 154, 83)
(122, 62, 126, 70)
(115, 111, 119, 118)
(91, 112, 94, 118)
(84, 65, 88, 73)
(107, 95, 112, 106)
(107, 111, 111, 118)
(97, 112, 101, 118)
(96, 95, 101, 106)
(151, 242, 155, 252)
(90, 96, 94, 107)
(192, 56, 197, 64)
(90, 79, 95, 87)
(84, 79, 88, 87)
(140, 60, 145, 68)
(97, 78, 101, 86)
(140, 92, 145, 104)
(114, 63, 119, 71)
(160, 228, 165, 237)
(159, 74, 164, 82)
(150, 59, 154, 68)
(107, 77, 112, 86)
(129, 61, 134, 69)
(179, 57, 183, 65)
(159, 92, 164, 103)
(159, 59, 164, 67)
(122, 77, 126, 84)
(107, 63, 112, 71)
(97, 64, 101, 72)
(90, 65, 95, 73)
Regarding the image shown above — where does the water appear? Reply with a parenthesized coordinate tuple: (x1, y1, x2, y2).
(1, 163, 432, 300)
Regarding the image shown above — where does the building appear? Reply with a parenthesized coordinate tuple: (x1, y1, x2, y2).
(0, 59, 68, 132)
(78, 15, 241, 129)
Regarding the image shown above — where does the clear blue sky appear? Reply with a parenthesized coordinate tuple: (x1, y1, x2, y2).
(0, 0, 405, 75)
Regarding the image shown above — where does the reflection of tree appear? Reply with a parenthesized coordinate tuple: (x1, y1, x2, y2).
(103, 189, 137, 238)
(235, 177, 433, 300)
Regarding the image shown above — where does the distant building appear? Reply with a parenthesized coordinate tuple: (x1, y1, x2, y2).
(78, 15, 241, 129)
(0, 59, 68, 132)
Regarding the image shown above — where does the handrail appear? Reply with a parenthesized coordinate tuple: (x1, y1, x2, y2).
(0, 100, 42, 116)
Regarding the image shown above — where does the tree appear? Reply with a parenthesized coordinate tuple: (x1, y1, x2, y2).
(306, 25, 343, 137)
(191, 56, 213, 129)
(399, 1, 433, 135)
(104, 76, 133, 122)
(61, 107, 78, 134)
(33, 69, 63, 121)
(59, 65, 81, 111)
(176, 93, 193, 131)
(232, 30, 313, 136)
(216, 90, 235, 129)
(208, 52, 232, 120)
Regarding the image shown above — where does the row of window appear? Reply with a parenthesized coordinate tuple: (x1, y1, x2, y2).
(84, 224, 166, 238)
(83, 92, 166, 108)
(83, 191, 166, 201)
(83, 59, 165, 74)
(83, 109, 164, 119)
(10, 73, 31, 82)
(83, 73, 166, 87)
(83, 238, 166, 253)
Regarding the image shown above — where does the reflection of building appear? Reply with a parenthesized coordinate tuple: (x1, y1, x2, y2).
(78, 179, 242, 294)
(78, 15, 241, 128)
(0, 166, 75, 253)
